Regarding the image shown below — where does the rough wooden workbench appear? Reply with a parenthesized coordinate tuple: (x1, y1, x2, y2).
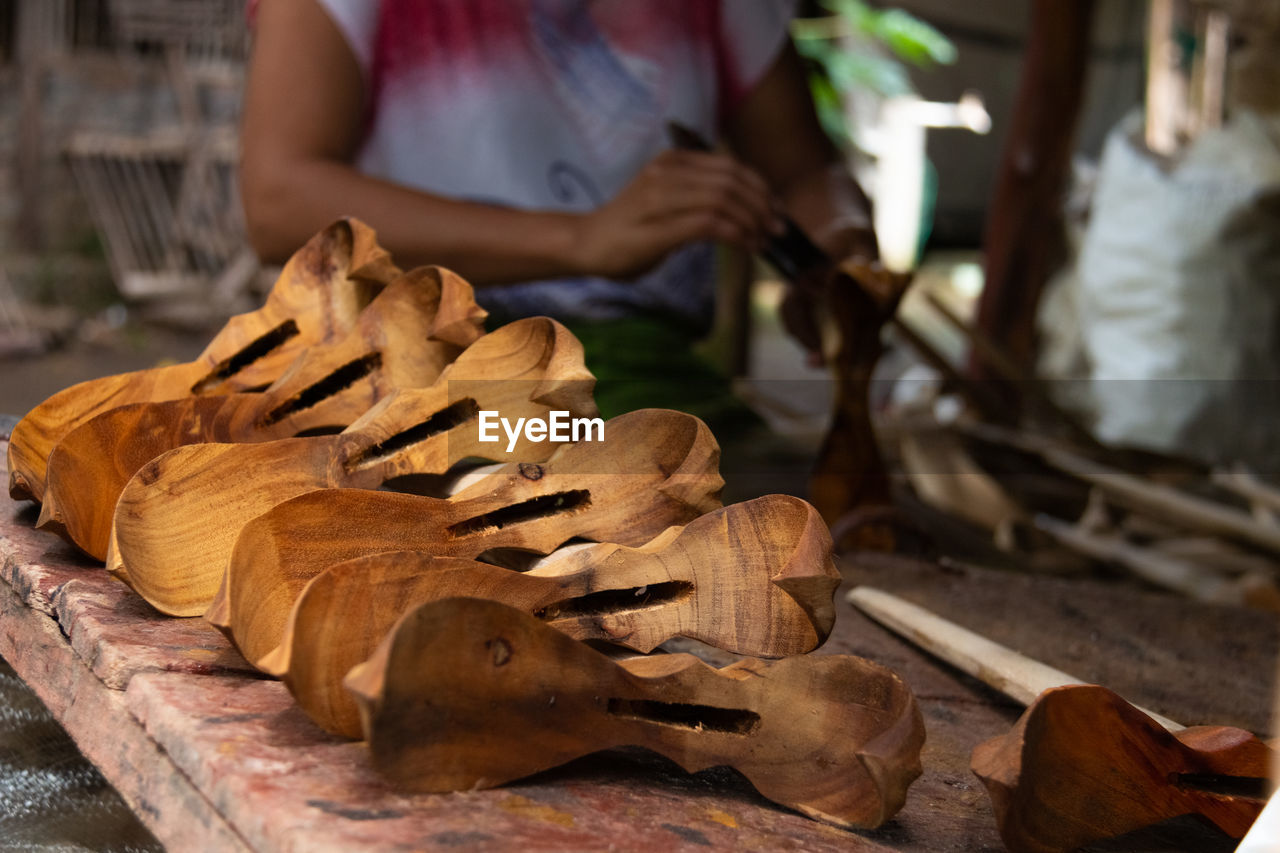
(1, 435, 1276, 852)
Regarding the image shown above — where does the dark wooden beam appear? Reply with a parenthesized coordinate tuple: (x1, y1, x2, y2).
(972, 0, 1097, 386)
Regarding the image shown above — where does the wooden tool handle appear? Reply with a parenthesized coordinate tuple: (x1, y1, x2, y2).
(344, 597, 925, 830)
(259, 495, 837, 737)
(219, 408, 725, 657)
(847, 586, 1184, 731)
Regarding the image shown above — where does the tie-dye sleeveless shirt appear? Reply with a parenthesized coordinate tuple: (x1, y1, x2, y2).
(314, 0, 795, 332)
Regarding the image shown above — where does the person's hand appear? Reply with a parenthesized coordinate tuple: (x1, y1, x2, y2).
(782, 224, 893, 368)
(780, 286, 826, 368)
(571, 149, 784, 280)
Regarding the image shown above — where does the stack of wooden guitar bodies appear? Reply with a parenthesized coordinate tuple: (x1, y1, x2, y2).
(9, 220, 925, 831)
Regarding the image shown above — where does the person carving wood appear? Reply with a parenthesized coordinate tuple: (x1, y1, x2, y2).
(239, 0, 882, 443)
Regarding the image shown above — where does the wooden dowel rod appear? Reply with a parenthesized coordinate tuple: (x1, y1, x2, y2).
(847, 585, 1184, 731)
(922, 291, 1103, 451)
(888, 315, 1007, 421)
(1034, 514, 1253, 607)
(1042, 448, 1280, 555)
(1212, 467, 1280, 515)
(956, 420, 1280, 552)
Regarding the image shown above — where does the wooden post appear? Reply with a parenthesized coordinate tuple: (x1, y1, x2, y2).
(971, 0, 1096, 386)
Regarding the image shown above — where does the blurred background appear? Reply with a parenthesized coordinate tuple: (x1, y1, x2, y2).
(1, 0, 1279, 848)
(6, 0, 1275, 474)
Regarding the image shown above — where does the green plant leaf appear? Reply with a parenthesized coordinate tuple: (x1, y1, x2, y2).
(821, 0, 878, 33)
(824, 49, 914, 97)
(872, 9, 957, 67)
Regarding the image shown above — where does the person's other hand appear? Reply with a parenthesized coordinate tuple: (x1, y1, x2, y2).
(780, 286, 826, 368)
(782, 227, 904, 369)
(572, 149, 783, 280)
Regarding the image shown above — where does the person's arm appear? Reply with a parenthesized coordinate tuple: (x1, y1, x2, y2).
(724, 41, 878, 265)
(723, 39, 882, 363)
(240, 0, 781, 284)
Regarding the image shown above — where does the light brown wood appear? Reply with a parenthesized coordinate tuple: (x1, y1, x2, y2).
(37, 266, 485, 560)
(1034, 514, 1280, 612)
(254, 494, 837, 737)
(344, 597, 925, 830)
(954, 420, 1280, 553)
(971, 684, 1272, 853)
(106, 317, 598, 616)
(1041, 445, 1280, 554)
(921, 291, 1102, 451)
(7, 218, 399, 503)
(809, 261, 911, 533)
(214, 408, 724, 653)
(1213, 464, 1280, 517)
(846, 586, 1182, 730)
(851, 586, 1276, 849)
(898, 428, 1023, 532)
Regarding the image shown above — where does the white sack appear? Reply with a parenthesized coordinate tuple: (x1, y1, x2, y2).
(1069, 109, 1280, 467)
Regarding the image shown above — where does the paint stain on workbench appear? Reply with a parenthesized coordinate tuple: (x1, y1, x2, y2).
(307, 799, 405, 821)
(499, 794, 575, 827)
(662, 824, 711, 846)
(704, 808, 738, 828)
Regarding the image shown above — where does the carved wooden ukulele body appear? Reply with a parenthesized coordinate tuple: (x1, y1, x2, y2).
(38, 266, 485, 559)
(971, 684, 1274, 852)
(214, 407, 725, 658)
(8, 218, 399, 502)
(107, 317, 597, 615)
(250, 494, 837, 736)
(345, 597, 925, 830)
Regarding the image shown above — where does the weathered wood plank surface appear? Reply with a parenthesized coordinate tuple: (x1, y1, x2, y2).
(0, 437, 903, 852)
(3, 427, 1273, 852)
(0, 576, 253, 851)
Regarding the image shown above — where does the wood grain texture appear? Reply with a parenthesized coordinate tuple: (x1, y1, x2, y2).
(972, 0, 1095, 379)
(7, 218, 398, 503)
(971, 684, 1273, 853)
(260, 494, 837, 737)
(38, 266, 485, 560)
(809, 261, 911, 534)
(345, 597, 925, 830)
(107, 317, 597, 616)
(0, 579, 255, 852)
(216, 408, 725, 663)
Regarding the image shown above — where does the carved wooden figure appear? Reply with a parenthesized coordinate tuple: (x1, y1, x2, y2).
(248, 494, 837, 737)
(8, 218, 399, 503)
(849, 586, 1275, 850)
(38, 266, 485, 560)
(344, 597, 925, 830)
(809, 261, 911, 536)
(107, 317, 597, 615)
(971, 684, 1273, 853)
(212, 407, 724, 654)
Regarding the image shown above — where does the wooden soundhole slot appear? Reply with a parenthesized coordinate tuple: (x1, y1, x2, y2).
(190, 320, 301, 394)
(605, 698, 762, 736)
(344, 398, 481, 471)
(447, 490, 592, 537)
(259, 353, 384, 427)
(536, 581, 694, 621)
(1170, 772, 1269, 799)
